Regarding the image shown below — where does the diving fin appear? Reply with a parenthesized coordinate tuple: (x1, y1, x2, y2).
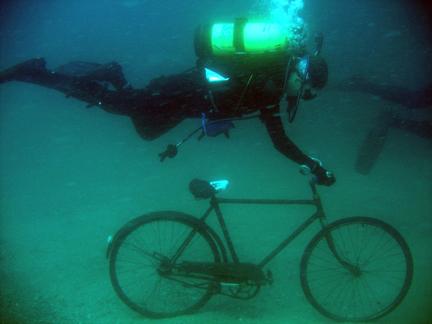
(355, 111, 392, 175)
(0, 58, 46, 84)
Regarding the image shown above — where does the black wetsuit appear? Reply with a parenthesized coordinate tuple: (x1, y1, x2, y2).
(0, 57, 334, 184)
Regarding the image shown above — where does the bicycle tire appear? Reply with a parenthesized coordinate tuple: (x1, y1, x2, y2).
(109, 211, 221, 318)
(300, 216, 413, 322)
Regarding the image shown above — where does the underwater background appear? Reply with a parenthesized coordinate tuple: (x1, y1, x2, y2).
(1, 0, 431, 323)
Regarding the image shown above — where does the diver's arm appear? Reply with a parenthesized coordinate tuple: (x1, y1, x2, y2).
(260, 107, 311, 165)
(260, 107, 335, 185)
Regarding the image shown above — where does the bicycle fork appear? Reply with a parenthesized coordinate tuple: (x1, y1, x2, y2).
(323, 231, 361, 276)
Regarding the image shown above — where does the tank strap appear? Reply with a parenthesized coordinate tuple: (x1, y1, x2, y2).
(233, 18, 247, 52)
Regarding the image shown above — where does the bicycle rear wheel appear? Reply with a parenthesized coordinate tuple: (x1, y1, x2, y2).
(300, 217, 413, 322)
(108, 211, 220, 318)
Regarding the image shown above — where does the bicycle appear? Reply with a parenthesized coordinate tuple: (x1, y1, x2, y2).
(106, 176, 413, 322)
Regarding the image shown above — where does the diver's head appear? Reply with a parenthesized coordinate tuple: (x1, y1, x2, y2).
(285, 55, 328, 122)
(308, 55, 328, 90)
(296, 55, 328, 100)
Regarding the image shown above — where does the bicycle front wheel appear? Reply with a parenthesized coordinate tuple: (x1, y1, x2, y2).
(301, 216, 413, 322)
(109, 211, 220, 318)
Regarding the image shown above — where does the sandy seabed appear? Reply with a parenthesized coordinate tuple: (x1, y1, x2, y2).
(1, 85, 431, 323)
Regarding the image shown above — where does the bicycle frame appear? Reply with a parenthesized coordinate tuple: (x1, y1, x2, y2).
(176, 180, 330, 270)
(109, 178, 413, 320)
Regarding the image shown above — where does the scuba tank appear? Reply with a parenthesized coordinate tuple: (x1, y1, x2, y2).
(195, 18, 299, 117)
(194, 17, 306, 81)
(195, 18, 298, 90)
(194, 18, 293, 58)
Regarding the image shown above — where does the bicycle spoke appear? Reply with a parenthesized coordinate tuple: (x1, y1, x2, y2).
(301, 217, 412, 322)
(109, 212, 219, 318)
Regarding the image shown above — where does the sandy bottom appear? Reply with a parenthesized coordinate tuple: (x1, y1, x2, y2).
(1, 85, 431, 323)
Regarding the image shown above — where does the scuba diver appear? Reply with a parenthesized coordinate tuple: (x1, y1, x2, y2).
(339, 76, 432, 174)
(0, 19, 335, 185)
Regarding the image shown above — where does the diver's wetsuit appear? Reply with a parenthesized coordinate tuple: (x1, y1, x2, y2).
(0, 57, 329, 179)
(0, 58, 204, 139)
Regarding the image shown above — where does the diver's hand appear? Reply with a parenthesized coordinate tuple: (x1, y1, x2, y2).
(313, 165, 336, 186)
(300, 158, 336, 186)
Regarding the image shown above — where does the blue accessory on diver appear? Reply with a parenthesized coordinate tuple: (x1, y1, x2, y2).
(199, 113, 235, 139)
(201, 113, 208, 135)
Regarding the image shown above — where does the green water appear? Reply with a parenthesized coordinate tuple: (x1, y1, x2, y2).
(1, 0, 431, 323)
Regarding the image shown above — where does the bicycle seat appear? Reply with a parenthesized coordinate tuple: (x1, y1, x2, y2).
(189, 179, 229, 199)
(189, 179, 215, 199)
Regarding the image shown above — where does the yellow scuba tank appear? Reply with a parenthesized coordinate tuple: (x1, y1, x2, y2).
(195, 18, 292, 58)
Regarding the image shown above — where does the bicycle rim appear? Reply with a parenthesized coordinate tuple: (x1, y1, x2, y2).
(300, 216, 413, 322)
(109, 212, 220, 318)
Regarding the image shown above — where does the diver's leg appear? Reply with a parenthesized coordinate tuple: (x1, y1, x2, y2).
(83, 61, 129, 90)
(0, 57, 86, 94)
(1, 58, 129, 90)
(0, 58, 135, 115)
(128, 92, 188, 140)
(55, 61, 129, 90)
(1, 59, 191, 140)
(0, 58, 49, 84)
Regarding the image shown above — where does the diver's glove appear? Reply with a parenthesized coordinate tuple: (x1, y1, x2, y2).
(300, 158, 336, 186)
(313, 165, 336, 186)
